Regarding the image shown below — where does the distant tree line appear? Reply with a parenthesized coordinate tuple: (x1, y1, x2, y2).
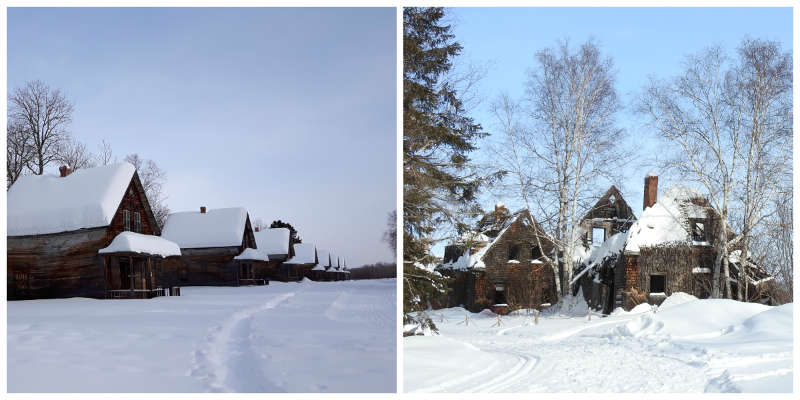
(350, 262, 397, 280)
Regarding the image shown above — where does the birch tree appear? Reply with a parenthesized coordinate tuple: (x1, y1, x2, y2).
(729, 38, 792, 300)
(8, 80, 73, 175)
(497, 40, 625, 298)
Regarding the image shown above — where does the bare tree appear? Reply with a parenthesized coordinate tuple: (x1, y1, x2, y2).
(8, 80, 73, 175)
(639, 46, 744, 299)
(383, 210, 397, 256)
(95, 139, 115, 166)
(495, 39, 625, 299)
(124, 154, 170, 229)
(7, 121, 33, 188)
(729, 38, 792, 301)
(56, 136, 96, 172)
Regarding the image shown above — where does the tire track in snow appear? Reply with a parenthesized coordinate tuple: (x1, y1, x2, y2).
(461, 352, 539, 392)
(189, 292, 296, 392)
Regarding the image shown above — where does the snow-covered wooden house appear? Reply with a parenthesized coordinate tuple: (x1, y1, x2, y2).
(314, 249, 333, 281)
(572, 186, 637, 313)
(7, 163, 179, 300)
(438, 204, 557, 314)
(575, 175, 772, 313)
(160, 206, 257, 286)
(325, 252, 341, 281)
(232, 247, 270, 285)
(283, 242, 317, 281)
(253, 227, 294, 281)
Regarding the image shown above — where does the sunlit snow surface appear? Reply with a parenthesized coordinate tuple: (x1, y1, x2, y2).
(405, 295, 792, 393)
(8, 279, 396, 393)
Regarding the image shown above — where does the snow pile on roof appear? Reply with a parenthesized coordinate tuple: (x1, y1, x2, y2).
(571, 231, 628, 285)
(8, 163, 136, 236)
(286, 242, 316, 264)
(234, 247, 269, 261)
(625, 185, 705, 253)
(254, 228, 290, 255)
(312, 264, 326, 271)
(161, 207, 248, 248)
(99, 231, 181, 257)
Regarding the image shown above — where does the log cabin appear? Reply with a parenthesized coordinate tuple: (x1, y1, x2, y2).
(326, 253, 342, 281)
(283, 242, 317, 281)
(253, 227, 293, 281)
(160, 206, 256, 286)
(7, 163, 178, 300)
(438, 204, 557, 314)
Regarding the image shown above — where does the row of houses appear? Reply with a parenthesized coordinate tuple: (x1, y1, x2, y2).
(438, 174, 773, 314)
(7, 163, 351, 300)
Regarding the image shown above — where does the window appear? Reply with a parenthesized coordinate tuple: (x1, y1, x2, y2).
(592, 227, 605, 247)
(530, 245, 542, 260)
(123, 210, 130, 231)
(649, 274, 666, 293)
(508, 245, 520, 260)
(134, 212, 141, 233)
(691, 220, 706, 241)
(494, 284, 507, 305)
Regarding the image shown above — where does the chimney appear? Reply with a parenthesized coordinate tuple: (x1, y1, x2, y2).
(59, 165, 71, 177)
(255, 226, 260, 232)
(643, 174, 658, 210)
(495, 202, 506, 213)
(200, 206, 207, 214)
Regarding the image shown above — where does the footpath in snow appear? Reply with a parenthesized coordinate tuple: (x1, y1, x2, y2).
(405, 293, 792, 393)
(8, 279, 396, 393)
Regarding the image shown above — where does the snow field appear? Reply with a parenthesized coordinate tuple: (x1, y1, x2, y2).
(405, 294, 792, 393)
(8, 279, 397, 393)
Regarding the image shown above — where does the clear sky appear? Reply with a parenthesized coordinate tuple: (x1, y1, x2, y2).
(434, 7, 792, 256)
(8, 7, 397, 266)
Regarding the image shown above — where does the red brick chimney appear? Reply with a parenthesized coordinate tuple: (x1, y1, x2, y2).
(643, 175, 658, 210)
(255, 226, 260, 232)
(59, 165, 71, 177)
(200, 206, 207, 214)
(495, 202, 506, 213)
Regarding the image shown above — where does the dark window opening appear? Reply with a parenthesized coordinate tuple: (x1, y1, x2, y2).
(691, 220, 706, 241)
(494, 286, 507, 305)
(530, 246, 542, 260)
(508, 245, 520, 260)
(592, 227, 605, 247)
(123, 210, 130, 231)
(649, 274, 666, 293)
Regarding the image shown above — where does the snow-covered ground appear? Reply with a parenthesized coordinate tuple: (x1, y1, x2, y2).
(405, 294, 792, 393)
(8, 279, 396, 393)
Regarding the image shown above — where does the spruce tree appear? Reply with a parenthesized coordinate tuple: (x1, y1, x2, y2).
(403, 7, 493, 265)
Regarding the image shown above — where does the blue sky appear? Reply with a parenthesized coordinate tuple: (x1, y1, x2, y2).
(8, 7, 397, 266)
(435, 7, 792, 255)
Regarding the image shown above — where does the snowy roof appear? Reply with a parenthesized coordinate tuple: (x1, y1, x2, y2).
(161, 207, 249, 248)
(234, 247, 269, 261)
(328, 253, 339, 269)
(625, 185, 708, 253)
(99, 232, 181, 258)
(254, 228, 290, 255)
(571, 232, 628, 285)
(312, 264, 326, 271)
(8, 163, 137, 236)
(443, 208, 550, 271)
(285, 242, 316, 264)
